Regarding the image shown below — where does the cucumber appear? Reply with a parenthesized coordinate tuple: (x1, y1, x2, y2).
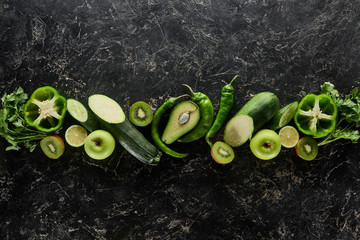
(223, 92, 280, 147)
(88, 94, 162, 165)
(67, 99, 100, 132)
(235, 92, 280, 132)
(267, 101, 298, 131)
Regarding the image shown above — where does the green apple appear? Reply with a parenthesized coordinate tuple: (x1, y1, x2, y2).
(250, 129, 281, 160)
(84, 130, 115, 160)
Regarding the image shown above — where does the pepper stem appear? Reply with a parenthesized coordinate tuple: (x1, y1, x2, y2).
(174, 94, 190, 101)
(182, 84, 195, 96)
(228, 75, 239, 86)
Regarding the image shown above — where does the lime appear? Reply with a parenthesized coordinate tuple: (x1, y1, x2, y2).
(65, 125, 88, 147)
(278, 125, 299, 148)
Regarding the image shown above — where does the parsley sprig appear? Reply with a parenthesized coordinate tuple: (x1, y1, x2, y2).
(0, 87, 47, 152)
(318, 82, 360, 146)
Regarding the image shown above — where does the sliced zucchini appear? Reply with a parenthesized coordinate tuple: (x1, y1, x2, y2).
(89, 95, 125, 124)
(88, 94, 162, 165)
(67, 98, 100, 132)
(235, 92, 280, 132)
(223, 114, 253, 147)
(223, 92, 279, 147)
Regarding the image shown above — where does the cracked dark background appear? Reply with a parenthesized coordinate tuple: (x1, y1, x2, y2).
(1, 0, 360, 239)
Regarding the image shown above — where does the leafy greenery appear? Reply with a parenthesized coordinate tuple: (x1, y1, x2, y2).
(0, 87, 47, 152)
(319, 82, 360, 146)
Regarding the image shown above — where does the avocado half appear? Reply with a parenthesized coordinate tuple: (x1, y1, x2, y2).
(162, 101, 200, 144)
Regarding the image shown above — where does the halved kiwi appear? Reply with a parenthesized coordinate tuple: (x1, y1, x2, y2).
(295, 136, 318, 161)
(129, 101, 153, 127)
(211, 141, 235, 164)
(40, 135, 65, 159)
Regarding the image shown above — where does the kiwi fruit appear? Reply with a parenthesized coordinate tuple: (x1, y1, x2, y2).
(296, 136, 318, 161)
(211, 141, 235, 164)
(40, 135, 65, 159)
(129, 101, 153, 127)
(161, 101, 200, 144)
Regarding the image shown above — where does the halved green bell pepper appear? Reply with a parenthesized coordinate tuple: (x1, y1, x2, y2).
(294, 94, 337, 138)
(24, 86, 67, 133)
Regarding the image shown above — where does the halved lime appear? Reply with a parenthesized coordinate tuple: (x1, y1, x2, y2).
(278, 125, 299, 148)
(65, 125, 88, 147)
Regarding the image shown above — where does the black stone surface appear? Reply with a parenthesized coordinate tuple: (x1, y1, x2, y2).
(1, 0, 360, 239)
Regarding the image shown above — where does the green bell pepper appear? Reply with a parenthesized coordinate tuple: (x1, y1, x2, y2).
(24, 86, 67, 133)
(294, 94, 337, 138)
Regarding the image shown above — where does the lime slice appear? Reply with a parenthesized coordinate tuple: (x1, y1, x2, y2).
(65, 125, 88, 147)
(278, 125, 299, 148)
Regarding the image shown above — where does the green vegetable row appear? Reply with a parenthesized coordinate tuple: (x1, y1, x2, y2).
(1, 80, 359, 165)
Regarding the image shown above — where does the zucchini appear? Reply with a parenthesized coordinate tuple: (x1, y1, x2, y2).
(223, 92, 280, 147)
(67, 99, 100, 132)
(235, 92, 280, 132)
(267, 101, 298, 131)
(223, 114, 253, 147)
(88, 94, 162, 165)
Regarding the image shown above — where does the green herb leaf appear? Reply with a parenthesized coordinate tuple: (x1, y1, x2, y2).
(0, 87, 47, 152)
(319, 82, 360, 146)
(321, 82, 339, 99)
(13, 119, 24, 128)
(6, 145, 21, 151)
(1, 93, 7, 105)
(352, 87, 359, 100)
(333, 128, 360, 143)
(24, 141, 38, 152)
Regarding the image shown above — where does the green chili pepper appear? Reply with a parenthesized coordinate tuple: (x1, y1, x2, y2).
(151, 94, 189, 158)
(24, 86, 67, 133)
(205, 75, 238, 148)
(177, 84, 214, 143)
